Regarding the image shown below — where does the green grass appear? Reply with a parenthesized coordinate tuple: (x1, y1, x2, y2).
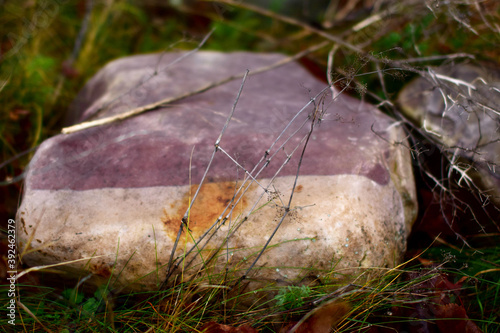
(4, 249, 498, 332)
(1, 0, 500, 331)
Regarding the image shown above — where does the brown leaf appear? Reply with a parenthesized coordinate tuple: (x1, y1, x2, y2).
(235, 325, 259, 333)
(433, 304, 483, 333)
(285, 301, 351, 333)
(200, 322, 233, 333)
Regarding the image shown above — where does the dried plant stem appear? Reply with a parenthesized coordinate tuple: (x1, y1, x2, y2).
(164, 73, 336, 285)
(165, 71, 250, 280)
(61, 41, 329, 135)
(17, 300, 54, 333)
(205, 0, 474, 76)
(205, 0, 364, 54)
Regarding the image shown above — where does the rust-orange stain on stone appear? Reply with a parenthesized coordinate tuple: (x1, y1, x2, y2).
(161, 182, 250, 241)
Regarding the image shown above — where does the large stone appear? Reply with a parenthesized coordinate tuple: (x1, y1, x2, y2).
(398, 62, 500, 207)
(17, 51, 417, 294)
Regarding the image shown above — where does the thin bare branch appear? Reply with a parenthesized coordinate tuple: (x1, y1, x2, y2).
(61, 41, 330, 134)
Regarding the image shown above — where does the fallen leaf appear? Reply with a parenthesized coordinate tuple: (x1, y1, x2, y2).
(433, 303, 483, 333)
(284, 301, 351, 333)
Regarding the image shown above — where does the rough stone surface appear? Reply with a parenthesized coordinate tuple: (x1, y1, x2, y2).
(17, 51, 417, 293)
(398, 61, 500, 207)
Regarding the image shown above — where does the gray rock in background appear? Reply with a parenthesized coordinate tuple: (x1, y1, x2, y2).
(398, 62, 500, 207)
(17, 51, 417, 295)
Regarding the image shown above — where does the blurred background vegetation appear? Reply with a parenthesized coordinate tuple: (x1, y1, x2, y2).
(1, 0, 499, 331)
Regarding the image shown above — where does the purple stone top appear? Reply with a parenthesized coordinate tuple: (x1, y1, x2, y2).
(26, 52, 395, 191)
